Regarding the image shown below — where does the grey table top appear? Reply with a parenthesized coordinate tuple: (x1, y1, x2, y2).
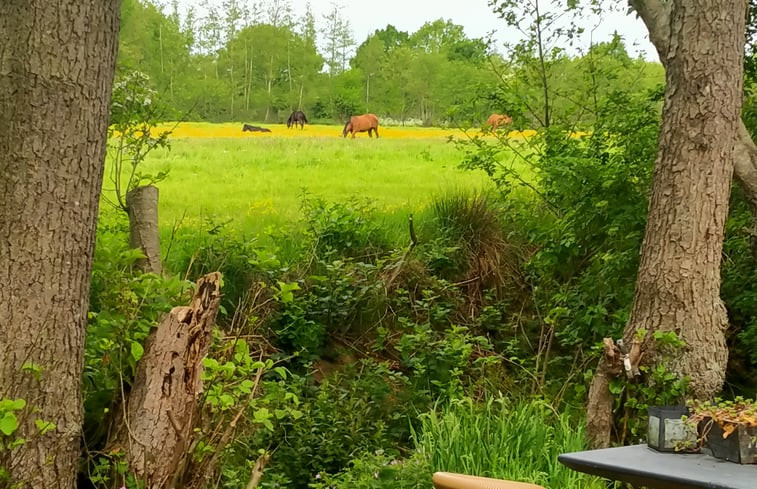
(558, 444, 757, 489)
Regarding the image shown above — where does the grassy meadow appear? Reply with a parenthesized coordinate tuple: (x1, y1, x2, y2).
(105, 122, 524, 243)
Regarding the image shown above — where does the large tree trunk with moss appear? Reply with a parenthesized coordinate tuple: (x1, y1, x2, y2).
(111, 273, 221, 489)
(127, 185, 163, 275)
(0, 1, 120, 487)
(586, 0, 747, 448)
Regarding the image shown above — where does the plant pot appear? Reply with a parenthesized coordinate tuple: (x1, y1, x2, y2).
(705, 421, 757, 464)
(647, 405, 698, 453)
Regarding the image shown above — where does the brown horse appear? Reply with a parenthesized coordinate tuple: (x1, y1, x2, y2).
(342, 113, 379, 138)
(486, 113, 513, 130)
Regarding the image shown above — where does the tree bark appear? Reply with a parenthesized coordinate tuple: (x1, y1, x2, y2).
(0, 1, 120, 487)
(127, 185, 163, 275)
(629, 0, 757, 217)
(112, 272, 221, 489)
(586, 0, 747, 447)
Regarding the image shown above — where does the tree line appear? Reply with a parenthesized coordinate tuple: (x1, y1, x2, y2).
(118, 0, 663, 126)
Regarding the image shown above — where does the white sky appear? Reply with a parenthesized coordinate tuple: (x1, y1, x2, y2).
(173, 0, 657, 60)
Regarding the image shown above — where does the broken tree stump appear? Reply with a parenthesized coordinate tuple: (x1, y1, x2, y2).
(112, 272, 221, 489)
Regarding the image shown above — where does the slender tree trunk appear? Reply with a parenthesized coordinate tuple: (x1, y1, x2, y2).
(0, 1, 120, 487)
(126, 185, 162, 275)
(586, 0, 747, 448)
(533, 0, 550, 128)
(246, 41, 254, 113)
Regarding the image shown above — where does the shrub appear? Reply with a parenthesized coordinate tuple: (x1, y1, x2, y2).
(259, 360, 414, 489)
(301, 196, 389, 261)
(84, 221, 190, 447)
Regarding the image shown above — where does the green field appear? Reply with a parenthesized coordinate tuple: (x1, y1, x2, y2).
(105, 134, 502, 241)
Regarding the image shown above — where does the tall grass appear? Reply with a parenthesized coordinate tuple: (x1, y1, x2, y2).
(415, 397, 604, 489)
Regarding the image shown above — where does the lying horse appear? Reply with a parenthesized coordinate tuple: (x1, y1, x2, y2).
(342, 113, 379, 138)
(242, 124, 271, 133)
(287, 110, 308, 129)
(485, 113, 513, 130)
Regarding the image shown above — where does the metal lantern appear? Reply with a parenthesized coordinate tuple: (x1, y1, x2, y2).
(647, 406, 698, 452)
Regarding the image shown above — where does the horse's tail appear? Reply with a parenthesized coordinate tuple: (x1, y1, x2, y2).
(302, 112, 309, 124)
(286, 113, 293, 128)
(342, 119, 351, 137)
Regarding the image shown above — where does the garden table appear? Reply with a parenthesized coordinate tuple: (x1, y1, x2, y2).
(558, 444, 756, 489)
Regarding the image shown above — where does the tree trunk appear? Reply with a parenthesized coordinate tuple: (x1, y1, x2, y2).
(112, 272, 221, 489)
(127, 185, 163, 275)
(0, 1, 120, 487)
(586, 0, 747, 448)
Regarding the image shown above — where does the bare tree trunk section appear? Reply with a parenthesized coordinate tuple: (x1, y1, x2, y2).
(735, 122, 757, 217)
(127, 185, 163, 275)
(113, 272, 221, 489)
(585, 357, 615, 448)
(0, 2, 120, 487)
(630, 0, 757, 223)
(586, 0, 746, 446)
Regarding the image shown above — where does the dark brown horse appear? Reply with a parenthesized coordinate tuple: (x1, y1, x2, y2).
(287, 110, 308, 129)
(342, 113, 379, 138)
(242, 124, 271, 133)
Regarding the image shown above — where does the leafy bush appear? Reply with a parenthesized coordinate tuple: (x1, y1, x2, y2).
(259, 360, 414, 489)
(722, 189, 757, 394)
(301, 196, 389, 260)
(84, 221, 190, 447)
(164, 221, 284, 324)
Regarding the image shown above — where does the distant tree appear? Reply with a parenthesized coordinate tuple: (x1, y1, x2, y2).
(266, 0, 294, 28)
(351, 35, 386, 105)
(0, 1, 119, 486)
(321, 3, 354, 77)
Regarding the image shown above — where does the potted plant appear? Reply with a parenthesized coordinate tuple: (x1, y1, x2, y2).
(686, 397, 757, 464)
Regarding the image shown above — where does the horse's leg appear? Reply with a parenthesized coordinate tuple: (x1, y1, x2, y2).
(374, 127, 379, 138)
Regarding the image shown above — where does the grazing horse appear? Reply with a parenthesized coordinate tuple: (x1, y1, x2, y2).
(342, 113, 379, 138)
(242, 124, 271, 133)
(287, 110, 309, 129)
(485, 113, 513, 130)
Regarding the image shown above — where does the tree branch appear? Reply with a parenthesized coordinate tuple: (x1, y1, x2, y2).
(628, 0, 671, 59)
(736, 122, 757, 214)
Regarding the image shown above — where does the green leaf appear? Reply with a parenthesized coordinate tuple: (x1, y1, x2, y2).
(21, 362, 43, 381)
(219, 394, 234, 408)
(0, 413, 19, 436)
(276, 281, 300, 303)
(274, 409, 288, 419)
(130, 342, 144, 362)
(35, 419, 56, 436)
(273, 367, 288, 379)
(0, 399, 26, 411)
(239, 380, 254, 394)
(254, 408, 271, 422)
